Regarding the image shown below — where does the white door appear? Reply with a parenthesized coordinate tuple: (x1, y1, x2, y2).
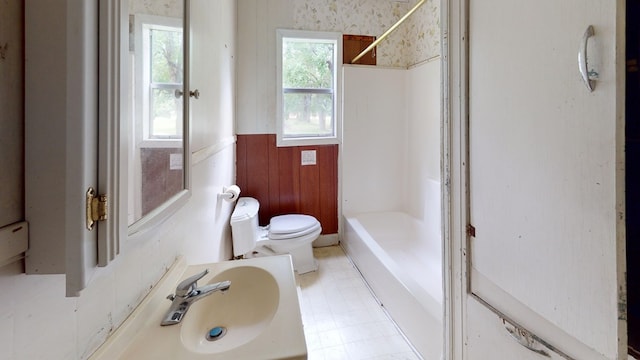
(468, 1, 625, 359)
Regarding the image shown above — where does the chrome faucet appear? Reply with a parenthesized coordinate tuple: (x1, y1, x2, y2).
(161, 269, 231, 326)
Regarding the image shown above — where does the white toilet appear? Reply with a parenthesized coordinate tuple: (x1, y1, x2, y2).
(230, 197, 320, 274)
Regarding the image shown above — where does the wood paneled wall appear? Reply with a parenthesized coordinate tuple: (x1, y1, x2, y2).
(236, 134, 338, 234)
(343, 34, 376, 65)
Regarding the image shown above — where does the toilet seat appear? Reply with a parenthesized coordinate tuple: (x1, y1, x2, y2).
(269, 215, 321, 240)
(257, 225, 322, 265)
(270, 214, 317, 234)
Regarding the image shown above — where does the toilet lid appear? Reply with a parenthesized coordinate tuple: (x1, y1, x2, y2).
(269, 215, 320, 239)
(269, 222, 321, 240)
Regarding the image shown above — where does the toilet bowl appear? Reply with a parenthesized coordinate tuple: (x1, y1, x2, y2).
(230, 197, 320, 274)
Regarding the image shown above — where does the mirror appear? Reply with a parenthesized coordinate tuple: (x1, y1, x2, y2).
(125, 0, 187, 229)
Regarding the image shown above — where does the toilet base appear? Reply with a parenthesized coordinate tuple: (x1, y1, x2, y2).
(288, 243, 318, 274)
(248, 242, 318, 274)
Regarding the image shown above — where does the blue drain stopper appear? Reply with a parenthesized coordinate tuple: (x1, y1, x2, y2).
(209, 327, 224, 338)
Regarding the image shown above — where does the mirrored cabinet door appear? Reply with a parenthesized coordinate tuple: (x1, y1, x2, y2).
(98, 0, 192, 267)
(124, 0, 189, 235)
(97, 0, 191, 268)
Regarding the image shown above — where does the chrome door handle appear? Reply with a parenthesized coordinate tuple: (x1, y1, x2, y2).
(578, 25, 595, 92)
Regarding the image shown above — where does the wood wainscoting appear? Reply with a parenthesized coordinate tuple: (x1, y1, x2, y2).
(141, 147, 184, 216)
(236, 134, 338, 234)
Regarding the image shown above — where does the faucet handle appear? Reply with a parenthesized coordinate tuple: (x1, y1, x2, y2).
(175, 269, 209, 297)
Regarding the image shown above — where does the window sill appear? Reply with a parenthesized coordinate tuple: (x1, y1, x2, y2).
(276, 136, 341, 147)
(139, 139, 182, 149)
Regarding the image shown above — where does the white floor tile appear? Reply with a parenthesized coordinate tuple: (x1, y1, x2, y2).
(296, 245, 420, 360)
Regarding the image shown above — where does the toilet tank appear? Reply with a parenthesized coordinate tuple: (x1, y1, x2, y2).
(230, 197, 260, 257)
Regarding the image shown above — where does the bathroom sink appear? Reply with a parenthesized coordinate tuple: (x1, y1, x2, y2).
(179, 266, 279, 354)
(89, 255, 306, 360)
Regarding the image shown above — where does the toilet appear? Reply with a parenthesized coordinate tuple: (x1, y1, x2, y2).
(230, 197, 320, 274)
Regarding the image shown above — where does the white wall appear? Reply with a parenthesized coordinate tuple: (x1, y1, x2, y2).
(236, 0, 294, 135)
(0, 1, 237, 359)
(406, 59, 441, 245)
(342, 66, 408, 216)
(189, 0, 236, 152)
(236, 0, 441, 135)
(342, 60, 441, 226)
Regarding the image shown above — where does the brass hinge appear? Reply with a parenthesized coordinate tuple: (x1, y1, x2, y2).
(86, 187, 108, 231)
(466, 224, 476, 238)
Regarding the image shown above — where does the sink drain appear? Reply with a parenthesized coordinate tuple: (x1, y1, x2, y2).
(206, 326, 227, 341)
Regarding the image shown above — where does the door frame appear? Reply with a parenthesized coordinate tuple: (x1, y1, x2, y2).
(441, 0, 469, 358)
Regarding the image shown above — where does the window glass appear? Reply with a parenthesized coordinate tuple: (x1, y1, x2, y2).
(277, 30, 342, 146)
(283, 92, 333, 137)
(145, 25, 183, 139)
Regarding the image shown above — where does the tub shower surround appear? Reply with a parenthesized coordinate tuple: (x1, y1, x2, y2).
(292, 0, 440, 67)
(341, 57, 442, 358)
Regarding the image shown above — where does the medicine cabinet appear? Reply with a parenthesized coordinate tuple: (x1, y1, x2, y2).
(25, 0, 192, 296)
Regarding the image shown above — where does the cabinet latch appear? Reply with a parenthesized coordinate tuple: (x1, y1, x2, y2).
(86, 187, 108, 231)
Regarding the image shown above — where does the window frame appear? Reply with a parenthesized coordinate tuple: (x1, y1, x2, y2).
(276, 29, 343, 147)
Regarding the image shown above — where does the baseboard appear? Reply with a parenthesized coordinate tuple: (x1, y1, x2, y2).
(313, 233, 338, 247)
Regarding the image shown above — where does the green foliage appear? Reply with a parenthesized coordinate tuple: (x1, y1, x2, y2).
(282, 38, 336, 136)
(151, 88, 182, 137)
(151, 28, 183, 84)
(283, 40, 333, 88)
(149, 27, 183, 138)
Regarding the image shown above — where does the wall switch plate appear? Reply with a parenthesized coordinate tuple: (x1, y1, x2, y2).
(170, 153, 183, 170)
(301, 150, 317, 166)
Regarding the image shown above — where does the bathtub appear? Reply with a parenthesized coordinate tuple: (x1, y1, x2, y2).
(342, 212, 443, 360)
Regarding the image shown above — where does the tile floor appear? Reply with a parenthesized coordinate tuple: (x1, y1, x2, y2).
(295, 245, 421, 360)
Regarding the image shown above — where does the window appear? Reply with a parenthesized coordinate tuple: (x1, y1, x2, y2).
(277, 29, 342, 146)
(136, 15, 184, 143)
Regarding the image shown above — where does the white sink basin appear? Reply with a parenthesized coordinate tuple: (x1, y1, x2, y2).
(90, 255, 307, 360)
(180, 266, 280, 354)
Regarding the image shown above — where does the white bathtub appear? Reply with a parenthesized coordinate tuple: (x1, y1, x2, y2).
(342, 212, 443, 360)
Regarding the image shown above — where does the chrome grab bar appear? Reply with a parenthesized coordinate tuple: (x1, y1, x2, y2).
(578, 25, 596, 92)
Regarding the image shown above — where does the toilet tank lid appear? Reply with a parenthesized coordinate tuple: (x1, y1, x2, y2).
(231, 197, 259, 222)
